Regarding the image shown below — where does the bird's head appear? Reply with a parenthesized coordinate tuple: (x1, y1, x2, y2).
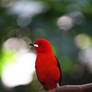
(30, 39, 53, 54)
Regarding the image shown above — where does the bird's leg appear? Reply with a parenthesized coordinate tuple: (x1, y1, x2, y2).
(56, 83, 60, 92)
(39, 86, 43, 92)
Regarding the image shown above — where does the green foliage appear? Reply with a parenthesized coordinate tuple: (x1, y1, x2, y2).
(0, 50, 16, 77)
(62, 57, 75, 73)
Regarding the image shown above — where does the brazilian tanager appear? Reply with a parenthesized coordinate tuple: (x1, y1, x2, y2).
(30, 38, 62, 90)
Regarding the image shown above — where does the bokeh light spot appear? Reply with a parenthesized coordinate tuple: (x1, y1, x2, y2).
(57, 16, 73, 31)
(74, 33, 91, 49)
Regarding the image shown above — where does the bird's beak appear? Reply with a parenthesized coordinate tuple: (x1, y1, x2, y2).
(29, 43, 39, 47)
(29, 43, 34, 47)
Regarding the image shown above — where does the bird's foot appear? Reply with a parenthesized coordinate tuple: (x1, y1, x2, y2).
(39, 86, 43, 92)
(56, 83, 60, 92)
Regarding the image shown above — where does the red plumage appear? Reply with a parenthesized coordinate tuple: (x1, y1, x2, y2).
(31, 39, 62, 90)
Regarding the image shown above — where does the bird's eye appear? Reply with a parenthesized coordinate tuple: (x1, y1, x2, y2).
(38, 42, 42, 45)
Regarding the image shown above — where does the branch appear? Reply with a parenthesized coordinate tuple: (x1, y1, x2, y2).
(47, 83, 92, 92)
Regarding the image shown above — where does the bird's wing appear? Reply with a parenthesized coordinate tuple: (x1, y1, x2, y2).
(55, 56, 62, 86)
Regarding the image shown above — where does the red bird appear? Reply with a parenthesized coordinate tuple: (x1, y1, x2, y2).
(30, 39, 62, 90)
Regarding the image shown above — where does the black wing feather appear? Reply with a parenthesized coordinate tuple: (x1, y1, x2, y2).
(55, 57, 62, 86)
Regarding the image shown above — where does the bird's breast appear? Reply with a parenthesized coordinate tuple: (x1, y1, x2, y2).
(35, 54, 60, 84)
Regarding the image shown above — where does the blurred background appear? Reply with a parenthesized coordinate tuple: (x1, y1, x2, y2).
(0, 0, 92, 92)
